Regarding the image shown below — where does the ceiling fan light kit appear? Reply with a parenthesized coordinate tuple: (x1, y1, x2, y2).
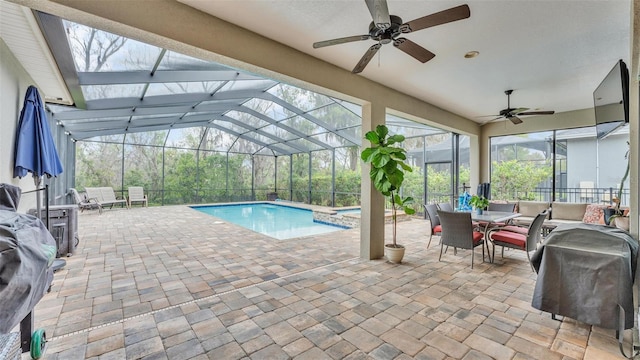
(313, 0, 471, 73)
(482, 89, 556, 125)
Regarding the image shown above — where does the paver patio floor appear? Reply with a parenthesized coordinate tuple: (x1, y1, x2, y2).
(24, 205, 630, 359)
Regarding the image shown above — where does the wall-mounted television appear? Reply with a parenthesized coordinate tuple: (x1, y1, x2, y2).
(593, 59, 629, 140)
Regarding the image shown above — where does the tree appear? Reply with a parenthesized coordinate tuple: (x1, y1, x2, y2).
(491, 159, 552, 200)
(66, 23, 127, 72)
(75, 141, 123, 189)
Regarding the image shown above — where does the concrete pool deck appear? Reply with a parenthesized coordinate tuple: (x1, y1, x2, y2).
(26, 205, 628, 359)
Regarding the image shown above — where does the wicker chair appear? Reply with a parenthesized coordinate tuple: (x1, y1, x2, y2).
(488, 202, 516, 212)
(437, 202, 454, 212)
(423, 204, 442, 248)
(437, 210, 486, 268)
(487, 209, 549, 270)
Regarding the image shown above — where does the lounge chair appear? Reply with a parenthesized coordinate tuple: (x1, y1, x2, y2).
(127, 187, 148, 207)
(84, 187, 129, 209)
(69, 188, 102, 214)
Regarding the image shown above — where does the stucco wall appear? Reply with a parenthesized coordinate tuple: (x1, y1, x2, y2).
(0, 38, 38, 211)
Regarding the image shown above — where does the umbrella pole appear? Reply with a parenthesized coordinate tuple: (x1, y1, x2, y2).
(33, 175, 49, 230)
(34, 175, 41, 216)
(44, 184, 49, 230)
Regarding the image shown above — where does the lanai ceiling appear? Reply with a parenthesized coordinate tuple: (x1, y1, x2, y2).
(1, 0, 634, 147)
(180, 0, 632, 123)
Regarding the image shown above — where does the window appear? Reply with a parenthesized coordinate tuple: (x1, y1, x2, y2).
(490, 126, 629, 205)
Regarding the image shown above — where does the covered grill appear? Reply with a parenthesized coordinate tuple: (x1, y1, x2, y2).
(0, 184, 56, 358)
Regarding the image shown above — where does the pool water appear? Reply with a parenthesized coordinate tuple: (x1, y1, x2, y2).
(192, 203, 346, 240)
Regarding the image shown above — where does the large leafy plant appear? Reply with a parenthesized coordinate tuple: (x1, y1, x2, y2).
(361, 125, 415, 247)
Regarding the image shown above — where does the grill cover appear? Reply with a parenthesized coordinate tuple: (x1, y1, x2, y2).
(0, 184, 55, 334)
(531, 223, 638, 329)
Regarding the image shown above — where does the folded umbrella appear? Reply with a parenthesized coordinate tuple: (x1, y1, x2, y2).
(14, 86, 63, 180)
(13, 86, 63, 215)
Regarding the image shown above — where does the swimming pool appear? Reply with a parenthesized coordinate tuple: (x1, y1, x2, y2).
(192, 203, 347, 240)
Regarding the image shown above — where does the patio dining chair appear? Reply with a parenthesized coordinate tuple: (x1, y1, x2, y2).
(437, 202, 454, 212)
(488, 202, 516, 212)
(423, 203, 442, 248)
(487, 209, 549, 270)
(437, 210, 485, 269)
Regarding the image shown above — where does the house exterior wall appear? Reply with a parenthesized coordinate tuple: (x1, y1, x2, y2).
(0, 38, 37, 212)
(565, 133, 629, 204)
(596, 134, 630, 189)
(566, 138, 597, 188)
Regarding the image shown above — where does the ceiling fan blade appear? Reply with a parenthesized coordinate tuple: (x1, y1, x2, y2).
(352, 43, 382, 73)
(479, 116, 503, 125)
(402, 4, 470, 33)
(518, 111, 555, 116)
(393, 38, 435, 63)
(510, 107, 530, 115)
(508, 116, 523, 125)
(365, 0, 391, 30)
(313, 35, 371, 49)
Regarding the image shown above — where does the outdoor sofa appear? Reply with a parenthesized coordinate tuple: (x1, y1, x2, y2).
(512, 200, 605, 231)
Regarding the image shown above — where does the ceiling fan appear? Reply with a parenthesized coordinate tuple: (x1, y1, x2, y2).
(484, 90, 556, 125)
(312, 0, 471, 74)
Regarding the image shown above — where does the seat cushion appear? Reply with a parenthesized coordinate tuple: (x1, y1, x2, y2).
(472, 231, 484, 245)
(432, 224, 442, 233)
(490, 230, 525, 248)
(551, 202, 588, 221)
(497, 225, 528, 234)
(517, 201, 551, 217)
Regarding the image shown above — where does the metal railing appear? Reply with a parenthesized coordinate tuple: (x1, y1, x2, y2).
(84, 186, 627, 209)
(496, 187, 629, 206)
(101, 188, 362, 207)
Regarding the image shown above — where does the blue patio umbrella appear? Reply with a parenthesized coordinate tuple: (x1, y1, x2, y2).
(13, 86, 63, 214)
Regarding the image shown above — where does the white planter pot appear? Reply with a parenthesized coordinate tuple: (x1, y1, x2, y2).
(613, 217, 630, 231)
(385, 244, 405, 263)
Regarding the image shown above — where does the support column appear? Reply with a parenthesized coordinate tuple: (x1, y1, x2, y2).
(629, 0, 639, 239)
(360, 102, 386, 260)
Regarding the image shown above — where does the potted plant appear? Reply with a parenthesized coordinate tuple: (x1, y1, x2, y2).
(608, 142, 630, 230)
(361, 124, 415, 263)
(469, 194, 489, 215)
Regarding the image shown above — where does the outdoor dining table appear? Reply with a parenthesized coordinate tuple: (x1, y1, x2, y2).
(469, 210, 521, 262)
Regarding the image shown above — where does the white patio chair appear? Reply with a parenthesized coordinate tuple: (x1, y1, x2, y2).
(127, 187, 148, 208)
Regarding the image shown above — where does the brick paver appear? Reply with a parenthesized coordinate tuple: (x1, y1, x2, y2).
(26, 205, 630, 359)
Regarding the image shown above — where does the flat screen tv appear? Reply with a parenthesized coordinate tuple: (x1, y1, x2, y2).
(593, 59, 629, 140)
